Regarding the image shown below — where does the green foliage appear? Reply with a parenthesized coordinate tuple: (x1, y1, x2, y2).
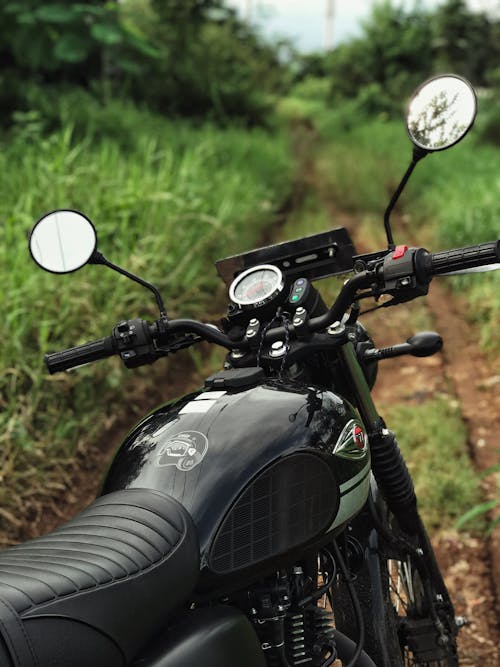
(0, 0, 288, 125)
(289, 77, 331, 104)
(386, 399, 481, 531)
(323, 0, 500, 119)
(476, 73, 500, 146)
(0, 96, 294, 520)
(124, 0, 288, 122)
(327, 1, 434, 115)
(455, 500, 499, 533)
(0, 1, 149, 69)
(433, 0, 500, 86)
(0, 1, 157, 123)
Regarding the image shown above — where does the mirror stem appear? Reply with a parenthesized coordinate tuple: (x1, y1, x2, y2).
(383, 146, 428, 249)
(90, 251, 167, 318)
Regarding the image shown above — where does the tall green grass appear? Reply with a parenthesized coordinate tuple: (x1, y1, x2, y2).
(0, 96, 293, 524)
(386, 398, 481, 531)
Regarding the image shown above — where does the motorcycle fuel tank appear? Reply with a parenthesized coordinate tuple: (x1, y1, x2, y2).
(102, 378, 370, 587)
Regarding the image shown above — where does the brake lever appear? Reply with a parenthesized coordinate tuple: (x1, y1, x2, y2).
(363, 332, 443, 361)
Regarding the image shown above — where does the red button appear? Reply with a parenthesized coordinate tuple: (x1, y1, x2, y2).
(392, 244, 408, 259)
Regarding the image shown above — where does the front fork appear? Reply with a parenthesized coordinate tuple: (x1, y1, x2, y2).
(338, 336, 459, 648)
(338, 336, 419, 534)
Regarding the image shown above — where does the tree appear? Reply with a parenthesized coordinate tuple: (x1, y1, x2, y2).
(327, 1, 434, 112)
(0, 1, 157, 122)
(434, 0, 500, 86)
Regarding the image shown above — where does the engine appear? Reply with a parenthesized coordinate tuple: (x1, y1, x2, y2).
(228, 550, 338, 667)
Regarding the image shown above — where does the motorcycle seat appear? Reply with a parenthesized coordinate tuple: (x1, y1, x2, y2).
(0, 488, 199, 667)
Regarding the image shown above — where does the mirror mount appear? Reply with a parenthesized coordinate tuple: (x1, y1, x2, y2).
(89, 251, 167, 318)
(29, 209, 168, 318)
(383, 74, 477, 249)
(383, 145, 428, 249)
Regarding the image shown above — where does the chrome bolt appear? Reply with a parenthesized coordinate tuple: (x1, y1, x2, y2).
(231, 349, 244, 359)
(270, 341, 286, 357)
(327, 321, 345, 336)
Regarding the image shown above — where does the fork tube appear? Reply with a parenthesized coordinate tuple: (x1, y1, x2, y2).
(339, 340, 383, 433)
(339, 339, 419, 533)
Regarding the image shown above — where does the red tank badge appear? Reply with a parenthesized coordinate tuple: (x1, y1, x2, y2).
(354, 425, 366, 450)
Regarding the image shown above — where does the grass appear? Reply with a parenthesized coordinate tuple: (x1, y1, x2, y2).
(385, 399, 482, 531)
(0, 94, 294, 528)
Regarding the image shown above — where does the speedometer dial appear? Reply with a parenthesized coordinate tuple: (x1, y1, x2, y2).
(229, 265, 284, 309)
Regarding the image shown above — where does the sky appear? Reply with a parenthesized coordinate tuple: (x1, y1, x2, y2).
(226, 1, 500, 52)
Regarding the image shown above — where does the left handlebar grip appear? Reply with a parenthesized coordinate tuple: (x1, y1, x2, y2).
(45, 337, 115, 374)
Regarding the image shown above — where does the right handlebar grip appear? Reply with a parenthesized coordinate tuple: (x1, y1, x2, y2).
(430, 240, 500, 275)
(45, 336, 115, 374)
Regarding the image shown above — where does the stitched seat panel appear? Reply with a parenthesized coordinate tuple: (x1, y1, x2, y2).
(0, 489, 199, 666)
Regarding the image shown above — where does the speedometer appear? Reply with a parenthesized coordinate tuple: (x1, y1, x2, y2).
(229, 264, 284, 309)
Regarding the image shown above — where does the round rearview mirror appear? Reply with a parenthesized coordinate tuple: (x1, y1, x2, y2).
(407, 75, 477, 152)
(29, 210, 97, 274)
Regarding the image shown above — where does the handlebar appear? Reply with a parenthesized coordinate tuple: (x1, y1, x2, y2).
(44, 239, 499, 374)
(45, 336, 115, 373)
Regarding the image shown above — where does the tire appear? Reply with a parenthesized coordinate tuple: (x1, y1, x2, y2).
(332, 496, 459, 667)
(383, 517, 459, 667)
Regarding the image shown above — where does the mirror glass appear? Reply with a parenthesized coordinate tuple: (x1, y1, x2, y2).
(407, 75, 477, 151)
(29, 210, 97, 274)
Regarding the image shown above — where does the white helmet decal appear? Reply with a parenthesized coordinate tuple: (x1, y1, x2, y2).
(156, 431, 209, 471)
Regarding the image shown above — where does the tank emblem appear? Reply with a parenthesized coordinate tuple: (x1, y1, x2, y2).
(156, 431, 209, 471)
(333, 420, 368, 459)
(354, 425, 365, 449)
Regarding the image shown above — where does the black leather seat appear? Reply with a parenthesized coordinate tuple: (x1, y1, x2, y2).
(0, 488, 199, 667)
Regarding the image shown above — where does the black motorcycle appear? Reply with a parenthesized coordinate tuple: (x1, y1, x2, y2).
(1, 75, 498, 667)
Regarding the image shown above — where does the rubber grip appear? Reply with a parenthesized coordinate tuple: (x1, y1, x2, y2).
(430, 240, 499, 275)
(45, 336, 115, 374)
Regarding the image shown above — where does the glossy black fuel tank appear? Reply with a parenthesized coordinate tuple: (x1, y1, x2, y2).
(102, 379, 370, 586)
